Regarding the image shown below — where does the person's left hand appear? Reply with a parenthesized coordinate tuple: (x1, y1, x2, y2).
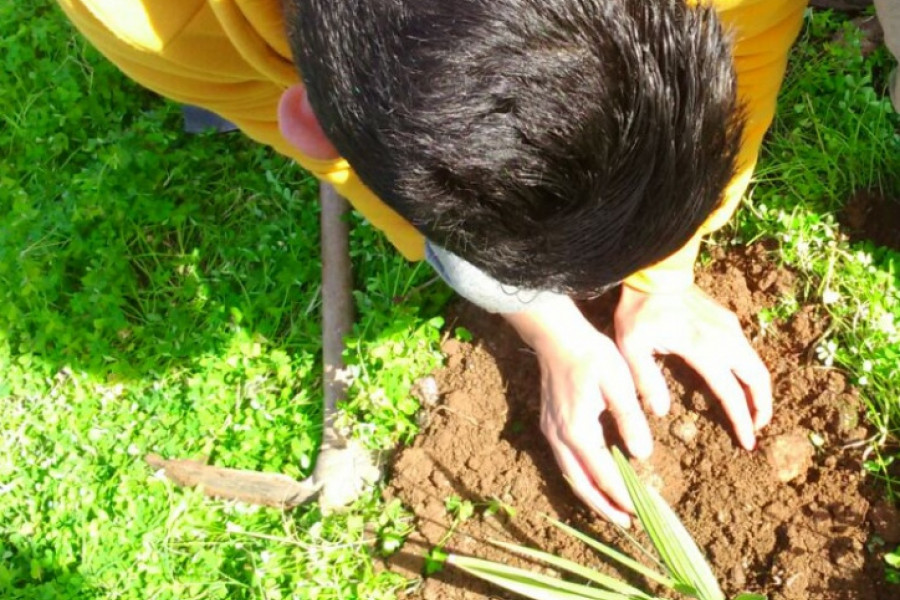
(614, 284, 772, 450)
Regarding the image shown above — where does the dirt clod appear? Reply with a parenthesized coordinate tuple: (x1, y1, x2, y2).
(669, 414, 699, 445)
(411, 376, 440, 407)
(762, 431, 815, 483)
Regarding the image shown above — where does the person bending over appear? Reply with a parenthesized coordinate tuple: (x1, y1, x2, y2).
(58, 0, 808, 525)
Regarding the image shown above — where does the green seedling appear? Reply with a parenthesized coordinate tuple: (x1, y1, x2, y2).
(446, 447, 765, 600)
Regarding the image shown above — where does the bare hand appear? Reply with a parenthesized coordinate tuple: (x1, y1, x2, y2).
(614, 284, 772, 450)
(505, 299, 653, 526)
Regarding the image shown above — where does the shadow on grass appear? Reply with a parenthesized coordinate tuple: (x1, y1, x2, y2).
(1, 124, 319, 376)
(2, 4, 447, 393)
(0, 534, 100, 600)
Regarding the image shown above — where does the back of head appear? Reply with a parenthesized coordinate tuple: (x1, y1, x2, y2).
(284, 0, 744, 295)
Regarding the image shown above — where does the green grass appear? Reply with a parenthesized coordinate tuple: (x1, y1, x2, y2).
(1, 3, 447, 599)
(734, 9, 900, 489)
(1, 3, 898, 599)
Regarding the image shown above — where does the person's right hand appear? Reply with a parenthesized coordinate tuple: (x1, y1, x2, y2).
(503, 297, 653, 527)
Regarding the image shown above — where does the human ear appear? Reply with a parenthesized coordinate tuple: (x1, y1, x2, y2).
(277, 84, 340, 160)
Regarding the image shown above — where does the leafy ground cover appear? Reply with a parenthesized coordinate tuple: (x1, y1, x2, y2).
(741, 10, 900, 482)
(1, 3, 447, 599)
(0, 3, 898, 600)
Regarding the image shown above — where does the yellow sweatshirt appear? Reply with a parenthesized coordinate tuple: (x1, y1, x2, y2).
(56, 0, 807, 291)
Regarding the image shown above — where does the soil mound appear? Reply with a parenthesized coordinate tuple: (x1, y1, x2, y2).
(384, 243, 894, 600)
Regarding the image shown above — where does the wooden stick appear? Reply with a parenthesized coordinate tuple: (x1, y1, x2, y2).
(319, 182, 354, 441)
(145, 454, 318, 508)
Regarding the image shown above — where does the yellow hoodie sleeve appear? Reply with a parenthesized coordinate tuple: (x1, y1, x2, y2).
(55, 0, 426, 260)
(624, 0, 807, 293)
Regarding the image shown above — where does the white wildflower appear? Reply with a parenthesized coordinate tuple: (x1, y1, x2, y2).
(370, 387, 389, 408)
(225, 521, 243, 533)
(815, 340, 838, 367)
(822, 289, 840, 305)
(876, 312, 896, 335)
(335, 364, 361, 386)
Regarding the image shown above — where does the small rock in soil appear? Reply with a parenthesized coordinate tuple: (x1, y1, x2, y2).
(689, 390, 710, 412)
(762, 431, 814, 482)
(869, 501, 900, 543)
(411, 376, 440, 407)
(697, 457, 713, 475)
(670, 414, 699, 444)
(754, 268, 779, 292)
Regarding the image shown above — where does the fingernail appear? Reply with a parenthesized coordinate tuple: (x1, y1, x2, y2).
(651, 395, 670, 417)
(632, 439, 653, 461)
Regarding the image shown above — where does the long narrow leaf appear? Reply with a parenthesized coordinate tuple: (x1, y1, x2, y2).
(447, 554, 640, 600)
(545, 516, 677, 589)
(445, 565, 590, 600)
(614, 515, 671, 573)
(488, 538, 659, 600)
(612, 448, 724, 600)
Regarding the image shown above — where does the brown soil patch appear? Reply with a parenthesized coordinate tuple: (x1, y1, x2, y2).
(840, 190, 900, 252)
(383, 243, 896, 600)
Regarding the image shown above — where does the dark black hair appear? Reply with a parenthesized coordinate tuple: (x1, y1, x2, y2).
(284, 0, 744, 294)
